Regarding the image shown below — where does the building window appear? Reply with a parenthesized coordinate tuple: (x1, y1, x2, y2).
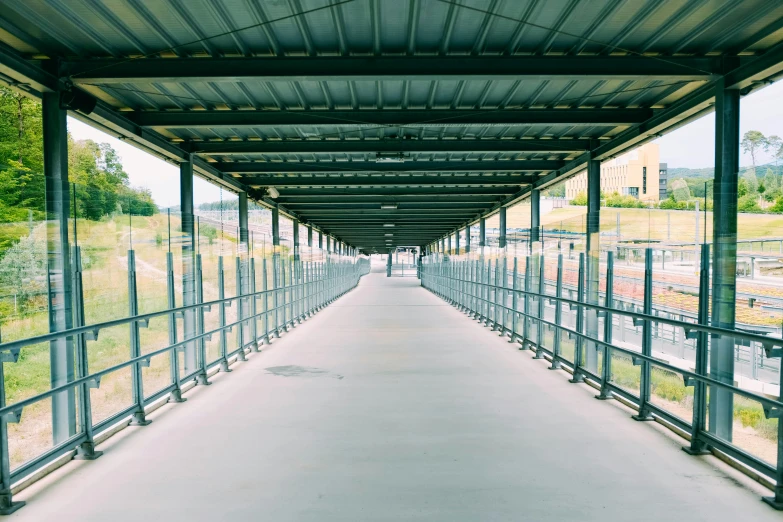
(642, 166, 647, 195)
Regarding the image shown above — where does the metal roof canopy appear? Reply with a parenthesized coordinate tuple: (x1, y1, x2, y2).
(1, 0, 783, 252)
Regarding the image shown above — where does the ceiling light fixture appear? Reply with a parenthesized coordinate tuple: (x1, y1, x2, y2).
(267, 187, 280, 199)
(383, 224, 395, 227)
(380, 204, 398, 210)
(385, 233, 393, 237)
(376, 152, 407, 163)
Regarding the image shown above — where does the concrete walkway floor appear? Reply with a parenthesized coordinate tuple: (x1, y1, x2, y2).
(12, 272, 778, 521)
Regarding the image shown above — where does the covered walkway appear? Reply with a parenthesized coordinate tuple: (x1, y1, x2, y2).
(13, 268, 775, 521)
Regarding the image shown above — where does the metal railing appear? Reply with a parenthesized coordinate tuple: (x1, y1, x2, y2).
(0, 249, 369, 514)
(421, 248, 783, 509)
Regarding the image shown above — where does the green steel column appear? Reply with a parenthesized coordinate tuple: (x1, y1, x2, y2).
(479, 218, 486, 249)
(710, 80, 739, 442)
(498, 207, 507, 249)
(585, 159, 601, 373)
(293, 218, 300, 261)
(465, 226, 471, 254)
(179, 158, 198, 377)
(42, 92, 76, 444)
(531, 189, 540, 243)
(271, 207, 281, 337)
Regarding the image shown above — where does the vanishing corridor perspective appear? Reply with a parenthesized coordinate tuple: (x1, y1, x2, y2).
(9, 264, 779, 522)
(2, 0, 783, 519)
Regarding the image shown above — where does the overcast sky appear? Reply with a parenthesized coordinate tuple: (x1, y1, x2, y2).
(67, 80, 783, 207)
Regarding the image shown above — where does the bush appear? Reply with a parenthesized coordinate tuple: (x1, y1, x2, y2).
(605, 192, 646, 208)
(570, 191, 587, 206)
(659, 197, 685, 210)
(738, 194, 761, 213)
(769, 196, 783, 213)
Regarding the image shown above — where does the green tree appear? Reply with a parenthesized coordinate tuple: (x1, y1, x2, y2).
(742, 169, 759, 194)
(544, 184, 565, 198)
(0, 88, 45, 214)
(766, 135, 782, 168)
(670, 178, 691, 202)
(69, 139, 130, 219)
(738, 178, 748, 197)
(762, 168, 779, 201)
(741, 130, 767, 174)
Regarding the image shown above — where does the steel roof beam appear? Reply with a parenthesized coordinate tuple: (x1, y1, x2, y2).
(190, 138, 592, 155)
(281, 203, 495, 209)
(246, 175, 535, 187)
(61, 56, 720, 83)
(277, 196, 503, 204)
(132, 109, 650, 128)
(217, 160, 562, 174)
(274, 187, 518, 197)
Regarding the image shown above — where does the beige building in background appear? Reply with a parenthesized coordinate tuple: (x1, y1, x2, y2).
(565, 143, 662, 203)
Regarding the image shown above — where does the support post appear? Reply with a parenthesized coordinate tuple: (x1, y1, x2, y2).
(387, 251, 392, 277)
(569, 253, 586, 383)
(72, 247, 103, 457)
(166, 252, 186, 402)
(498, 207, 507, 249)
(238, 192, 249, 355)
(127, 250, 150, 425)
(238, 192, 248, 251)
(318, 231, 323, 250)
(596, 252, 614, 398)
(632, 249, 654, 421)
(455, 230, 460, 255)
(465, 226, 471, 254)
(43, 92, 76, 445)
(531, 189, 540, 244)
(479, 218, 486, 249)
(710, 80, 739, 442)
(272, 207, 281, 337)
(549, 254, 563, 370)
(292, 218, 300, 261)
(179, 158, 198, 377)
(307, 225, 313, 248)
(585, 159, 601, 374)
(684, 244, 712, 455)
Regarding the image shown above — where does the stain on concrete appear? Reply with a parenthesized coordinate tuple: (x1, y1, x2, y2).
(265, 365, 344, 380)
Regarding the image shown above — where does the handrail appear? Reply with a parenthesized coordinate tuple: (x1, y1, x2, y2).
(426, 262, 783, 351)
(0, 254, 370, 515)
(425, 271, 783, 410)
(0, 271, 329, 354)
(420, 251, 783, 507)
(0, 270, 357, 416)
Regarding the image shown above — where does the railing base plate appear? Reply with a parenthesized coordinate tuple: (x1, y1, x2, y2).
(681, 445, 711, 456)
(762, 497, 783, 511)
(73, 442, 103, 461)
